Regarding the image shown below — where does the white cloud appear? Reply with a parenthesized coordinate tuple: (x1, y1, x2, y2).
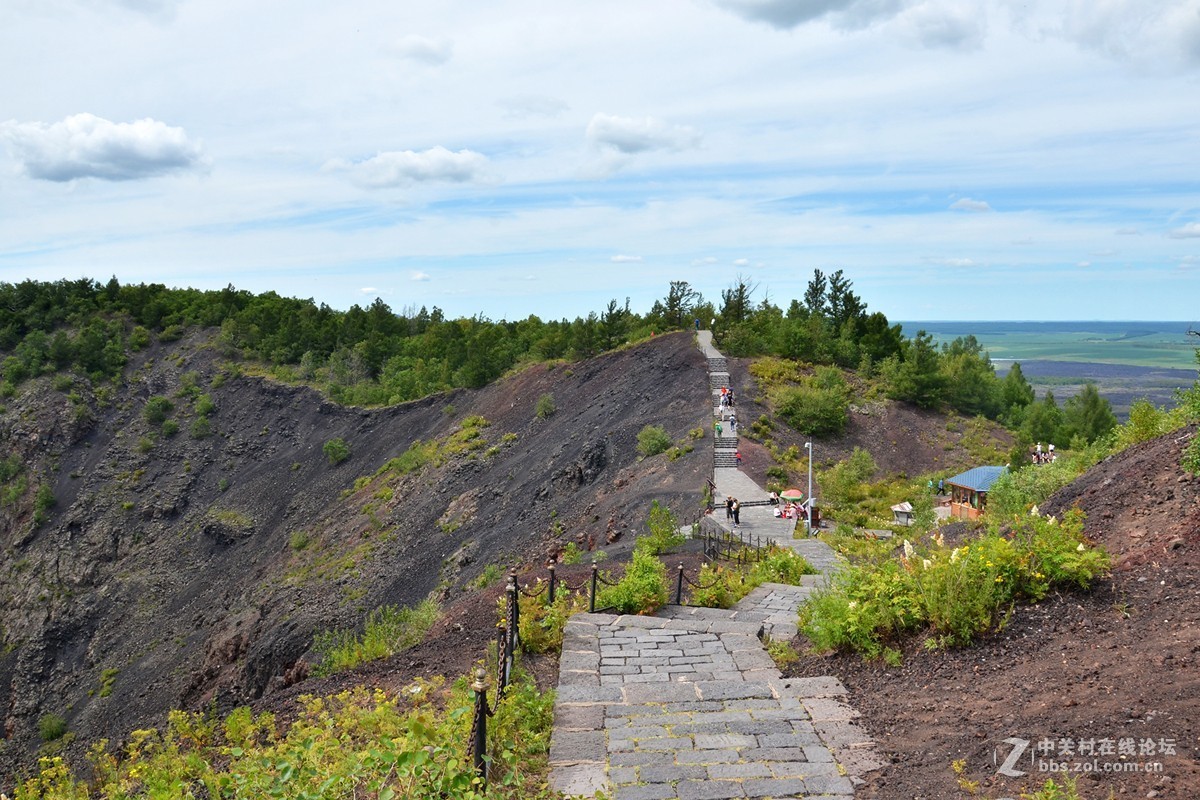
(611, 254, 642, 262)
(1168, 221, 1200, 238)
(1076, 260, 1091, 267)
(497, 94, 569, 119)
(733, 258, 750, 266)
(586, 113, 700, 154)
(692, 257, 719, 266)
(1115, 227, 1141, 235)
(1006, 1, 1200, 69)
(929, 257, 977, 267)
(1, 113, 205, 182)
(390, 35, 453, 65)
(900, 1, 986, 49)
(411, 271, 431, 282)
(949, 197, 993, 212)
(328, 147, 488, 189)
(713, 0, 912, 30)
(360, 286, 377, 294)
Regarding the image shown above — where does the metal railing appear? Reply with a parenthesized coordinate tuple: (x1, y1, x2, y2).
(466, 532, 772, 785)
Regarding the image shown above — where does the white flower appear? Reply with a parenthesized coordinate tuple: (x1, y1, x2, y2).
(933, 533, 945, 548)
(1030, 505, 1040, 516)
(950, 548, 961, 563)
(903, 539, 914, 559)
(848, 601, 858, 609)
(922, 558, 933, 570)
(1076, 542, 1086, 552)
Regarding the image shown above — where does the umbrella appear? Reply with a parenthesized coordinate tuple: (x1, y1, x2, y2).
(780, 488, 805, 501)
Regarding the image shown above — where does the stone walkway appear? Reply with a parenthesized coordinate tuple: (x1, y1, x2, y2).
(547, 332, 881, 799)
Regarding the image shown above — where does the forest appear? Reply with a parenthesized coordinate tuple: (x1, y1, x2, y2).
(0, 271, 1141, 452)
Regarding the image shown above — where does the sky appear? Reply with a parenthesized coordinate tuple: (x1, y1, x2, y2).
(2, 0, 1199, 323)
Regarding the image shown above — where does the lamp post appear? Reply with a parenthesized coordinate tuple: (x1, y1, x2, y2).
(805, 441, 813, 535)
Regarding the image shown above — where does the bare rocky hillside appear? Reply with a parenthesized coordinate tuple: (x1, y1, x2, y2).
(0, 330, 710, 782)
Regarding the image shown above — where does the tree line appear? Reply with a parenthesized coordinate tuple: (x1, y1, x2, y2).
(0, 274, 1122, 449)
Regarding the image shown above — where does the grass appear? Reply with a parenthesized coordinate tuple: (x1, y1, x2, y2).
(311, 600, 440, 677)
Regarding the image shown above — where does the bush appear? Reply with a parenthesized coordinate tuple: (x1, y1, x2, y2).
(323, 437, 351, 466)
(143, 395, 173, 425)
(190, 416, 213, 439)
(513, 583, 587, 654)
(597, 549, 668, 614)
(636, 501, 685, 555)
(534, 393, 556, 420)
(39, 712, 68, 742)
(636, 425, 672, 458)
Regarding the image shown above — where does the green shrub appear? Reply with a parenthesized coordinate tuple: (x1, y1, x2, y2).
(800, 510, 1108, 657)
(161, 419, 179, 437)
(636, 424, 672, 458)
(512, 582, 587, 654)
(534, 393, 556, 420)
(190, 417, 212, 438)
(194, 393, 216, 417)
(323, 437, 351, 466)
(289, 530, 312, 551)
(560, 542, 583, 565)
(98, 668, 119, 698)
(38, 712, 68, 742)
(143, 395, 173, 425)
(635, 501, 685, 555)
(312, 600, 439, 677)
(597, 549, 668, 614)
(688, 563, 742, 609)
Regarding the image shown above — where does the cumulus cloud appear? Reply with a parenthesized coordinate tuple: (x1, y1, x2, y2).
(1168, 221, 1200, 238)
(360, 287, 378, 294)
(713, 0, 911, 30)
(411, 271, 431, 282)
(733, 258, 750, 266)
(1, 112, 205, 182)
(949, 197, 993, 212)
(498, 94, 569, 119)
(611, 254, 642, 263)
(586, 113, 700, 154)
(327, 146, 488, 189)
(391, 35, 453, 65)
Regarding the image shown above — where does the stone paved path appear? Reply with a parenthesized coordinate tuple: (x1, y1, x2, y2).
(547, 333, 881, 798)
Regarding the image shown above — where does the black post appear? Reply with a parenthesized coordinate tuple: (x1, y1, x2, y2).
(548, 564, 557, 606)
(471, 668, 489, 789)
(675, 563, 684, 605)
(589, 564, 598, 613)
(505, 571, 518, 689)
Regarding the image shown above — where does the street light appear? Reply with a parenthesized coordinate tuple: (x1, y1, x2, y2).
(805, 441, 813, 535)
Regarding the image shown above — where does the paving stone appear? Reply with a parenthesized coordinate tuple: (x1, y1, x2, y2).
(607, 766, 638, 785)
(608, 751, 664, 767)
(639, 736, 695, 752)
(693, 732, 757, 750)
(624, 682, 700, 703)
(802, 774, 855, 794)
(639, 764, 708, 784)
(705, 762, 773, 780)
(555, 684, 624, 704)
(554, 704, 604, 730)
(549, 763, 609, 796)
(549, 730, 607, 764)
(675, 779, 747, 799)
(742, 777, 808, 798)
(675, 748, 740, 765)
(613, 784, 677, 800)
(696, 681, 775, 701)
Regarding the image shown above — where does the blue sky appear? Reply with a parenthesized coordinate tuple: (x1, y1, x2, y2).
(2, 0, 1199, 322)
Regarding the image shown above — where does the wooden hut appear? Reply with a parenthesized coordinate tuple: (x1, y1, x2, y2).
(945, 466, 1007, 521)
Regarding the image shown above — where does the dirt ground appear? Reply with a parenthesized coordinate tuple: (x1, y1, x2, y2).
(785, 425, 1200, 799)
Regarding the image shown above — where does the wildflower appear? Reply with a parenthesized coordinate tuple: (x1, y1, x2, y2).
(950, 548, 961, 563)
(995, 576, 1004, 583)
(1077, 542, 1086, 552)
(903, 539, 914, 559)
(922, 558, 932, 570)
(408, 683, 423, 695)
(848, 600, 858, 609)
(933, 533, 945, 547)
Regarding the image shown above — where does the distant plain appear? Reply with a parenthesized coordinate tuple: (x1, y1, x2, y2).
(900, 321, 1199, 419)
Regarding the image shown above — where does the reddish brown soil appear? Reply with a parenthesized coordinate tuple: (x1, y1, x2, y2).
(785, 425, 1200, 799)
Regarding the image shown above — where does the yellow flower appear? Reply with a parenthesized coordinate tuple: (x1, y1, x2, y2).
(995, 576, 1004, 583)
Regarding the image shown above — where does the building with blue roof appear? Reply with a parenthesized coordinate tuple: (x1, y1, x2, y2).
(945, 465, 1008, 520)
